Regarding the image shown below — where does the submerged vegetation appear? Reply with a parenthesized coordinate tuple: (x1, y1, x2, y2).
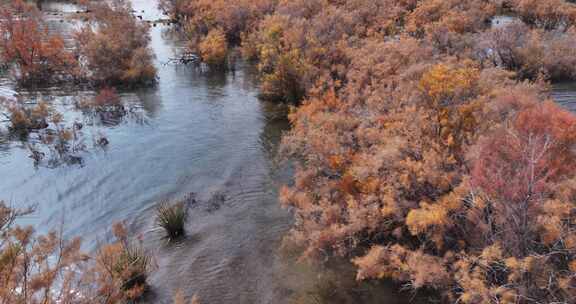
(0, 96, 88, 167)
(75, 88, 132, 126)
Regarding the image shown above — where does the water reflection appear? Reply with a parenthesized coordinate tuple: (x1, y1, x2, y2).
(135, 88, 163, 118)
(552, 82, 576, 112)
(0, 133, 9, 155)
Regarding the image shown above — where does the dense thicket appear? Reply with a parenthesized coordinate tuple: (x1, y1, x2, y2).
(0, 0, 156, 87)
(0, 1, 78, 85)
(0, 202, 155, 303)
(76, 0, 157, 86)
(164, 0, 576, 302)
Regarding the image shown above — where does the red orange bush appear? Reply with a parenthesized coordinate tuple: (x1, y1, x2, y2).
(75, 0, 156, 86)
(0, 203, 154, 303)
(198, 29, 229, 69)
(0, 201, 89, 304)
(0, 1, 78, 86)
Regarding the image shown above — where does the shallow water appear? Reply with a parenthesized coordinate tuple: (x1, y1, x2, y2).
(552, 82, 576, 112)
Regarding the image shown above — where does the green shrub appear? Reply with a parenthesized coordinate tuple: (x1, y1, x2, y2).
(156, 201, 187, 241)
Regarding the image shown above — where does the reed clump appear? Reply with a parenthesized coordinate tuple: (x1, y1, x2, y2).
(156, 200, 188, 241)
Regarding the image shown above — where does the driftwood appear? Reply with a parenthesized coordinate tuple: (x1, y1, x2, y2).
(165, 52, 201, 65)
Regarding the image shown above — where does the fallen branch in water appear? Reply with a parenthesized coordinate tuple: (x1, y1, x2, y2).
(164, 52, 200, 66)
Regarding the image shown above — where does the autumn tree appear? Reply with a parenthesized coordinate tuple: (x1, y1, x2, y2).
(453, 101, 576, 302)
(0, 1, 78, 86)
(198, 29, 229, 69)
(75, 0, 156, 86)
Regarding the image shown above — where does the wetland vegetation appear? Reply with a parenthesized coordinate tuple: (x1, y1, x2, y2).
(3, 0, 576, 303)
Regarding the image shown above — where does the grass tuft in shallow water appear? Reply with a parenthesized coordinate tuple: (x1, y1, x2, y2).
(156, 200, 187, 241)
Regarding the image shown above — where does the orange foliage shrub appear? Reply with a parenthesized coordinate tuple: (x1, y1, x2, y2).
(0, 98, 51, 131)
(478, 22, 576, 80)
(243, 14, 310, 102)
(87, 223, 153, 302)
(166, 0, 421, 102)
(75, 0, 156, 86)
(405, 0, 497, 36)
(166, 0, 276, 44)
(0, 203, 154, 303)
(198, 29, 229, 69)
(510, 0, 576, 30)
(0, 202, 89, 304)
(247, 0, 425, 102)
(0, 1, 78, 86)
